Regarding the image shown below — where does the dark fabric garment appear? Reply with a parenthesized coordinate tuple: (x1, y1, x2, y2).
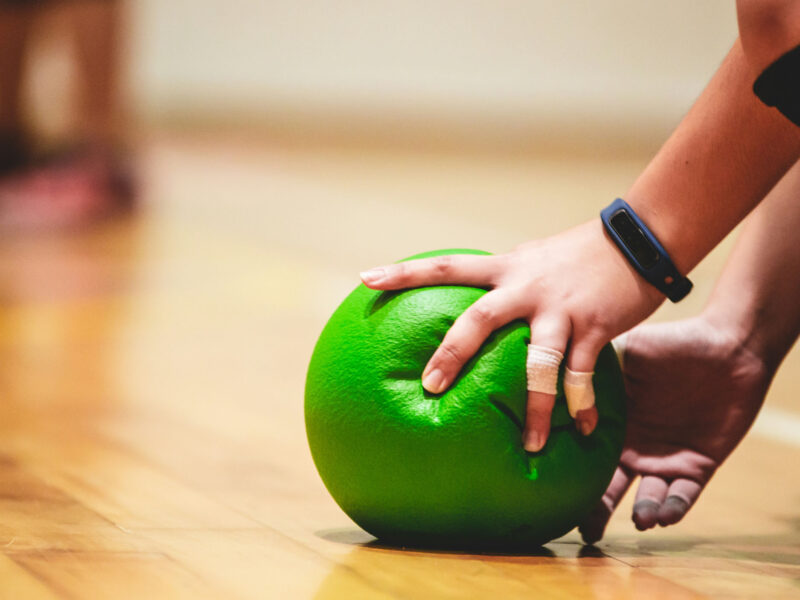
(753, 44, 800, 127)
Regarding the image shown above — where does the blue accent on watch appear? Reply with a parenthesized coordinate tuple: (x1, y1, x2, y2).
(600, 198, 692, 303)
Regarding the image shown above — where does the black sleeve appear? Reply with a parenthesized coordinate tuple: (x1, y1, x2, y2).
(753, 44, 800, 127)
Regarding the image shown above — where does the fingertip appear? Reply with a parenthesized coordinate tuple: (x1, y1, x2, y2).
(524, 391, 556, 451)
(421, 368, 446, 394)
(575, 406, 598, 436)
(632, 500, 660, 531)
(579, 523, 602, 545)
(578, 502, 612, 545)
(360, 268, 387, 288)
(522, 428, 545, 453)
(658, 496, 690, 527)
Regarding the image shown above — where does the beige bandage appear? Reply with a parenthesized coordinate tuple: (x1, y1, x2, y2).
(564, 368, 595, 417)
(526, 345, 563, 394)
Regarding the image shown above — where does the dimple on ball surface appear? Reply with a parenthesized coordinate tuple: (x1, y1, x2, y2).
(305, 249, 627, 549)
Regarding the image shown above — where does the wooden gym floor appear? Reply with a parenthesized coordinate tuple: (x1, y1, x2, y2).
(1, 131, 800, 599)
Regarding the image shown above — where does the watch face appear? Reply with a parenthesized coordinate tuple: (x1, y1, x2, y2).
(609, 210, 659, 269)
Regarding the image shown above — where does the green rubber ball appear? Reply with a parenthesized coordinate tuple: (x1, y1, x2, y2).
(305, 249, 627, 549)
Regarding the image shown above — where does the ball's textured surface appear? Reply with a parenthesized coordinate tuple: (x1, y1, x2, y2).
(305, 249, 626, 548)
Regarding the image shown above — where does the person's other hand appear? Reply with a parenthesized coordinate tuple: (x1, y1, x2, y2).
(579, 316, 771, 544)
(360, 220, 664, 451)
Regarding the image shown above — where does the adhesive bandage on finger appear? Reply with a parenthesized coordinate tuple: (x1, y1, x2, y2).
(564, 368, 595, 418)
(526, 345, 564, 395)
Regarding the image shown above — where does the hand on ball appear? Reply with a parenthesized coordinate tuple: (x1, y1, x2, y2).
(361, 220, 663, 451)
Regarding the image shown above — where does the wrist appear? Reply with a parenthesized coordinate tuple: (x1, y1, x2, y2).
(623, 192, 700, 277)
(701, 298, 786, 375)
(590, 218, 666, 309)
(599, 200, 692, 304)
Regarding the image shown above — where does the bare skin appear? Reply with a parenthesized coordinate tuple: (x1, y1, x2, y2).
(362, 38, 800, 452)
(362, 222, 661, 447)
(580, 158, 800, 541)
(578, 317, 770, 542)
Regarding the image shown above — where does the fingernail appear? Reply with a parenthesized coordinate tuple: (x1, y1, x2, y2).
(578, 420, 593, 436)
(422, 369, 445, 394)
(658, 496, 690, 527)
(523, 430, 542, 452)
(632, 500, 659, 531)
(360, 268, 385, 284)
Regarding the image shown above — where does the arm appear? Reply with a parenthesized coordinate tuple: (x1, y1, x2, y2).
(704, 158, 800, 373)
(711, 1, 800, 344)
(737, 0, 800, 73)
(580, 158, 800, 542)
(627, 38, 800, 276)
(362, 34, 800, 451)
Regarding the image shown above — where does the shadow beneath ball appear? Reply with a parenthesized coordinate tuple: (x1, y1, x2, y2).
(315, 527, 557, 557)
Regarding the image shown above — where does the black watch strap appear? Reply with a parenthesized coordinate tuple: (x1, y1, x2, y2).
(600, 198, 692, 303)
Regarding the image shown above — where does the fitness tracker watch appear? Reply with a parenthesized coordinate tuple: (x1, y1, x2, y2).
(600, 198, 692, 302)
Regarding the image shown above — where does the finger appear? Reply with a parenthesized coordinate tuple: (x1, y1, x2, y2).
(360, 254, 502, 290)
(632, 475, 669, 531)
(579, 466, 634, 544)
(522, 315, 570, 452)
(574, 405, 598, 435)
(658, 478, 703, 527)
(565, 336, 603, 437)
(421, 289, 519, 394)
(611, 331, 630, 372)
(627, 449, 716, 481)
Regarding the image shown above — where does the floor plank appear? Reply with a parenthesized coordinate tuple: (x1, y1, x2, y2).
(0, 132, 797, 598)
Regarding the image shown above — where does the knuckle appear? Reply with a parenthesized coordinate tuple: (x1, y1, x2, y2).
(526, 400, 553, 419)
(491, 255, 515, 286)
(582, 309, 609, 332)
(526, 409, 550, 423)
(494, 252, 513, 270)
(533, 314, 569, 340)
(389, 262, 407, 282)
(437, 342, 463, 365)
(580, 310, 609, 343)
(468, 303, 496, 327)
(431, 254, 453, 275)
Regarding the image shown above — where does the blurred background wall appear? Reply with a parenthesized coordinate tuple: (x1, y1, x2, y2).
(125, 0, 738, 150)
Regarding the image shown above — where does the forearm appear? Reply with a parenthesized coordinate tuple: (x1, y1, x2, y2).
(737, 0, 800, 73)
(625, 39, 800, 275)
(704, 160, 800, 372)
